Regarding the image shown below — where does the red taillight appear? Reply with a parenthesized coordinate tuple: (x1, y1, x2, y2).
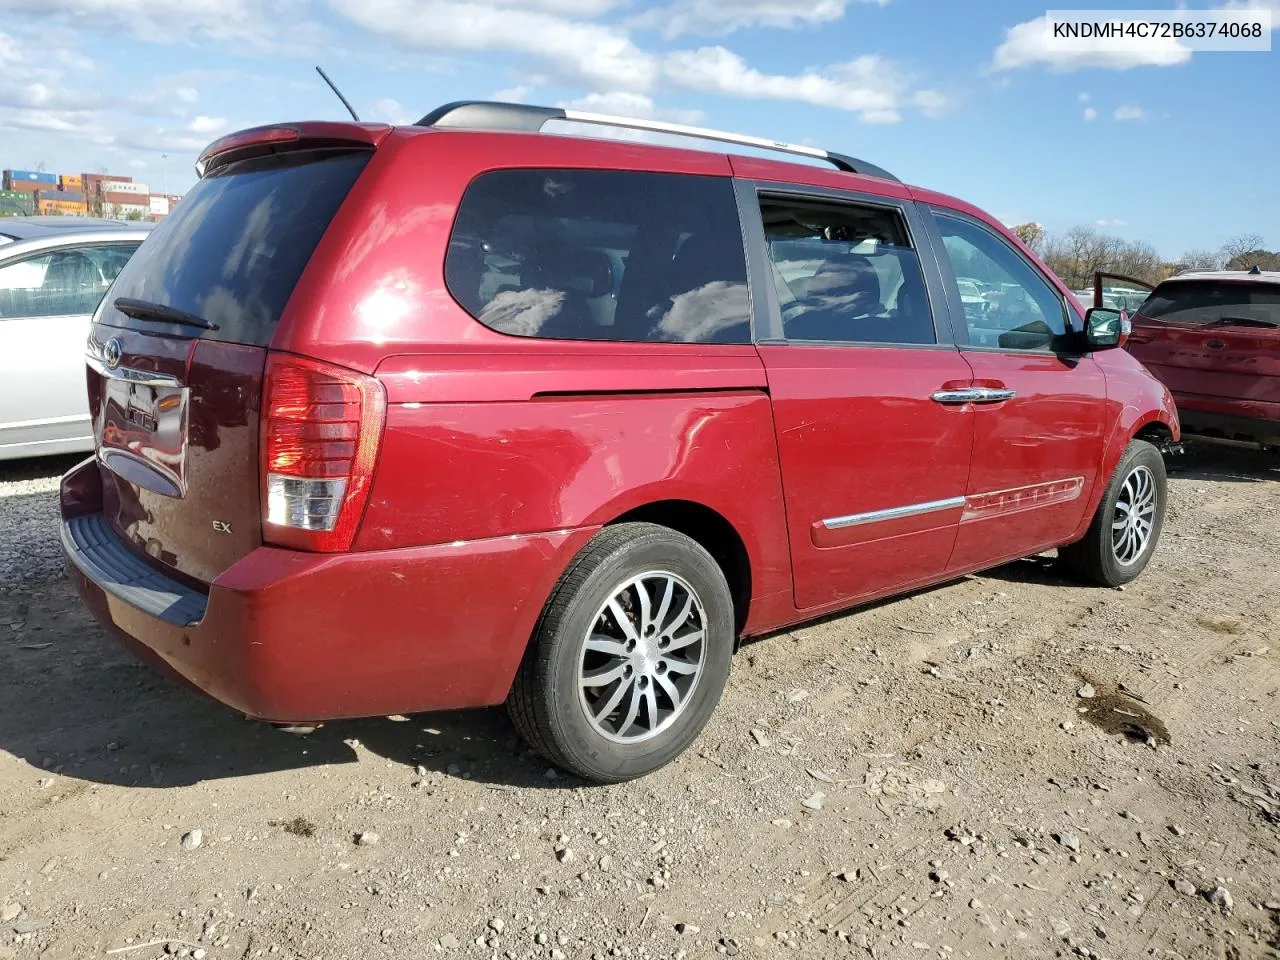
(261, 353, 385, 552)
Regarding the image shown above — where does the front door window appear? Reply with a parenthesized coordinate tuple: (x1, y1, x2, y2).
(936, 215, 1069, 352)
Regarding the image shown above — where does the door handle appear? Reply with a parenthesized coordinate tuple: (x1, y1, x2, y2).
(932, 387, 1016, 405)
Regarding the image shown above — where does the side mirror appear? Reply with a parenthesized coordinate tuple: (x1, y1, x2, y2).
(1084, 307, 1130, 350)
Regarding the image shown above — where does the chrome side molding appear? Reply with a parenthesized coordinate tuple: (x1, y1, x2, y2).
(822, 496, 966, 530)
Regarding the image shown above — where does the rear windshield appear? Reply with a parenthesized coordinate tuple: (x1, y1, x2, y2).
(445, 169, 750, 344)
(1139, 280, 1280, 326)
(96, 149, 369, 346)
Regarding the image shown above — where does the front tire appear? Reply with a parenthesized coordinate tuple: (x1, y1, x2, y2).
(1059, 439, 1167, 586)
(507, 523, 734, 783)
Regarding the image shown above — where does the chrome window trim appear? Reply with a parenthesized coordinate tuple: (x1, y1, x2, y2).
(822, 496, 966, 530)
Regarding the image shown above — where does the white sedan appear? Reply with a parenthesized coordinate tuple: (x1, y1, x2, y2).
(0, 217, 152, 460)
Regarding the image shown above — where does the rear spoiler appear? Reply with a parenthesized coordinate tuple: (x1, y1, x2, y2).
(196, 122, 393, 177)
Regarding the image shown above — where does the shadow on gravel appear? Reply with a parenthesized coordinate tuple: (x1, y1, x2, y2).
(0, 452, 84, 483)
(0, 579, 561, 791)
(1167, 443, 1279, 484)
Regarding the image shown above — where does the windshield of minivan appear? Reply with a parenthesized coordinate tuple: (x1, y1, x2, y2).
(95, 149, 369, 346)
(1138, 280, 1280, 326)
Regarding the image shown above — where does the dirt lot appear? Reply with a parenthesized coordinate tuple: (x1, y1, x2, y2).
(1, 448, 1278, 960)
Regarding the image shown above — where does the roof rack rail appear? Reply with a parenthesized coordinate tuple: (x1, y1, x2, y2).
(415, 101, 900, 183)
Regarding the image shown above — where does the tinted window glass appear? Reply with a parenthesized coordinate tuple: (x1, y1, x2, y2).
(937, 214, 1068, 352)
(446, 169, 750, 344)
(1138, 280, 1280, 326)
(0, 242, 141, 319)
(762, 198, 935, 345)
(98, 149, 369, 346)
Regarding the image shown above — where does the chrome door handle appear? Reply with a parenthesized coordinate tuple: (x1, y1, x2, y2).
(931, 387, 1016, 405)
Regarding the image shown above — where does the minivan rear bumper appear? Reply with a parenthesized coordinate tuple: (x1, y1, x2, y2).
(61, 459, 595, 723)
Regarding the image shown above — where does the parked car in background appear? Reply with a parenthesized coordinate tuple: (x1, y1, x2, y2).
(61, 104, 1177, 782)
(1124, 269, 1280, 450)
(0, 218, 151, 459)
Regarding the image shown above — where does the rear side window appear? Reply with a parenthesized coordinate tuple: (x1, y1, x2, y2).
(446, 169, 750, 344)
(98, 149, 369, 346)
(761, 197, 935, 345)
(1139, 280, 1280, 326)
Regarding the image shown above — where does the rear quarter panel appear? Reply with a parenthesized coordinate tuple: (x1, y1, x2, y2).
(359, 348, 793, 637)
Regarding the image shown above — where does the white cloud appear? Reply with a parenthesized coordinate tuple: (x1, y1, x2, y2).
(1113, 104, 1146, 121)
(559, 91, 706, 125)
(912, 89, 950, 118)
(993, 15, 1192, 71)
(369, 97, 416, 125)
(128, 158, 148, 169)
(1096, 218, 1128, 228)
(1078, 91, 1091, 102)
(664, 46, 929, 123)
(634, 0, 882, 40)
(490, 0, 620, 12)
(187, 115, 228, 134)
(328, 0, 659, 90)
(492, 84, 536, 102)
(0, 31, 21, 67)
(1217, 0, 1280, 30)
(176, 86, 199, 103)
(0, 0, 316, 50)
(1083, 106, 1097, 121)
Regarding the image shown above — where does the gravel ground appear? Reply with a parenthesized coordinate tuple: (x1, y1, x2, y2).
(1, 446, 1278, 960)
(0, 455, 81, 591)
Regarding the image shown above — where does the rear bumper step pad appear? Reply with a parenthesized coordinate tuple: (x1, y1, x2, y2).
(61, 513, 208, 627)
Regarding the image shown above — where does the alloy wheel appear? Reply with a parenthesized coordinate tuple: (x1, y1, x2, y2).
(1112, 465, 1157, 566)
(577, 572, 708, 744)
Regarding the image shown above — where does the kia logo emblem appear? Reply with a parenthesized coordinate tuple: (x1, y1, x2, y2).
(103, 338, 122, 369)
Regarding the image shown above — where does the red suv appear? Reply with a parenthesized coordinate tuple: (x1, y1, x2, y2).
(1122, 270, 1280, 451)
(61, 102, 1179, 782)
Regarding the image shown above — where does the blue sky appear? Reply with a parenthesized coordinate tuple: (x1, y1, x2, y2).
(0, 0, 1276, 258)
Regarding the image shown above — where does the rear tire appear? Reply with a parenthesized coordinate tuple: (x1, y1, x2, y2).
(1059, 439, 1167, 587)
(507, 523, 734, 783)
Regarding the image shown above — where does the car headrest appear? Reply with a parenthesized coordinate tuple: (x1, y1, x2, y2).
(806, 254, 881, 307)
(537, 247, 613, 299)
(671, 232, 745, 293)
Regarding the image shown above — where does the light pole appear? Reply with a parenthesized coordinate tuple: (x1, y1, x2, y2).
(161, 154, 169, 198)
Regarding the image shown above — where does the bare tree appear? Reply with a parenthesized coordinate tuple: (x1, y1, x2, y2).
(1220, 233, 1266, 265)
(1177, 249, 1225, 273)
(1226, 249, 1280, 272)
(1042, 226, 1176, 289)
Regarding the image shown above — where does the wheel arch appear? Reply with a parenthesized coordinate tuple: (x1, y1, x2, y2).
(606, 499, 752, 636)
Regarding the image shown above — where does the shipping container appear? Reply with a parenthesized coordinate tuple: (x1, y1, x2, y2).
(102, 179, 149, 196)
(103, 202, 149, 219)
(38, 189, 86, 203)
(60, 173, 83, 190)
(148, 195, 171, 216)
(102, 191, 152, 207)
(0, 193, 35, 217)
(4, 169, 58, 187)
(2, 180, 41, 194)
(37, 198, 89, 215)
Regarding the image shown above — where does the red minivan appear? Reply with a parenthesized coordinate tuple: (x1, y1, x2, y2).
(61, 102, 1179, 781)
